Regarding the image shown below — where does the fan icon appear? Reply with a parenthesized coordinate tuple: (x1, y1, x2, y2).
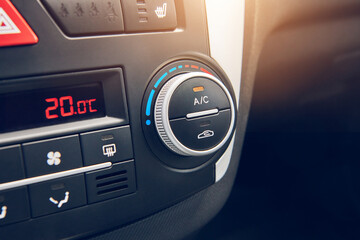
(47, 151, 61, 166)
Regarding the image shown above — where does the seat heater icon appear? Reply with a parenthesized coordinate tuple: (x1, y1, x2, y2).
(155, 3, 167, 18)
(102, 144, 117, 157)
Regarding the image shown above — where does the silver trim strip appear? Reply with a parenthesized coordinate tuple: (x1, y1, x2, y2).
(186, 108, 219, 119)
(0, 162, 112, 191)
(205, 0, 245, 182)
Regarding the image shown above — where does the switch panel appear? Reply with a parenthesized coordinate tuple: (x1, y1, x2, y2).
(42, 0, 124, 36)
(0, 125, 136, 224)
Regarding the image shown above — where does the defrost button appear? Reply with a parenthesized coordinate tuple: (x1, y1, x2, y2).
(80, 126, 133, 166)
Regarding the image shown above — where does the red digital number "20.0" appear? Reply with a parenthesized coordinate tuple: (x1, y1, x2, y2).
(45, 96, 97, 119)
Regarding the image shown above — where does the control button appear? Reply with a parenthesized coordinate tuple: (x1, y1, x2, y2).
(86, 160, 136, 203)
(23, 135, 83, 177)
(169, 77, 230, 119)
(80, 126, 133, 166)
(0, 0, 38, 47)
(29, 175, 86, 217)
(0, 145, 25, 183)
(42, 0, 124, 36)
(170, 110, 231, 151)
(0, 187, 30, 226)
(154, 72, 235, 156)
(121, 0, 177, 33)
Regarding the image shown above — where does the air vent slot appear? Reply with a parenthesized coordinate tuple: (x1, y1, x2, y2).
(86, 160, 136, 203)
(96, 177, 127, 188)
(96, 170, 127, 180)
(97, 185, 128, 195)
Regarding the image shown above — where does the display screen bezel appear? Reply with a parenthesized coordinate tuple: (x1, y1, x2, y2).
(0, 83, 106, 133)
(0, 68, 128, 146)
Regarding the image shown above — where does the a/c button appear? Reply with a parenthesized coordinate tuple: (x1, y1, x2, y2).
(169, 77, 231, 119)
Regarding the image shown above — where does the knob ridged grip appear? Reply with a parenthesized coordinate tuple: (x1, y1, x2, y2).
(154, 75, 185, 155)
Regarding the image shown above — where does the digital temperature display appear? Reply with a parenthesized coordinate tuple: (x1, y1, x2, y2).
(0, 83, 105, 133)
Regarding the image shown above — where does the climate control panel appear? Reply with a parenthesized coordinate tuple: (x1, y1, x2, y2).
(0, 0, 241, 238)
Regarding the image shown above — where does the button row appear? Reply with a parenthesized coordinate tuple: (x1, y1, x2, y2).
(0, 160, 136, 226)
(0, 126, 135, 226)
(0, 126, 133, 182)
(42, 0, 177, 36)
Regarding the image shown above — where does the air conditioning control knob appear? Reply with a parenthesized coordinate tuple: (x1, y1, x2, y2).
(154, 72, 236, 156)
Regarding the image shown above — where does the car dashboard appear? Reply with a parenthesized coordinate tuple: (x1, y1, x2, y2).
(1, 0, 360, 239)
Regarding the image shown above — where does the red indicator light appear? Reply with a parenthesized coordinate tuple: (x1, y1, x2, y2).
(185, 65, 189, 68)
(191, 65, 199, 69)
(200, 68, 213, 75)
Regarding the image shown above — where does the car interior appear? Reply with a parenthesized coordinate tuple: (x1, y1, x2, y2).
(1, 0, 360, 239)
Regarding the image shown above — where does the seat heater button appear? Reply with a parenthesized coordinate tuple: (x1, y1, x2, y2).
(121, 0, 177, 32)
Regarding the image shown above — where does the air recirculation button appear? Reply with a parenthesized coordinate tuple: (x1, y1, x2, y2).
(170, 109, 231, 151)
(154, 72, 235, 157)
